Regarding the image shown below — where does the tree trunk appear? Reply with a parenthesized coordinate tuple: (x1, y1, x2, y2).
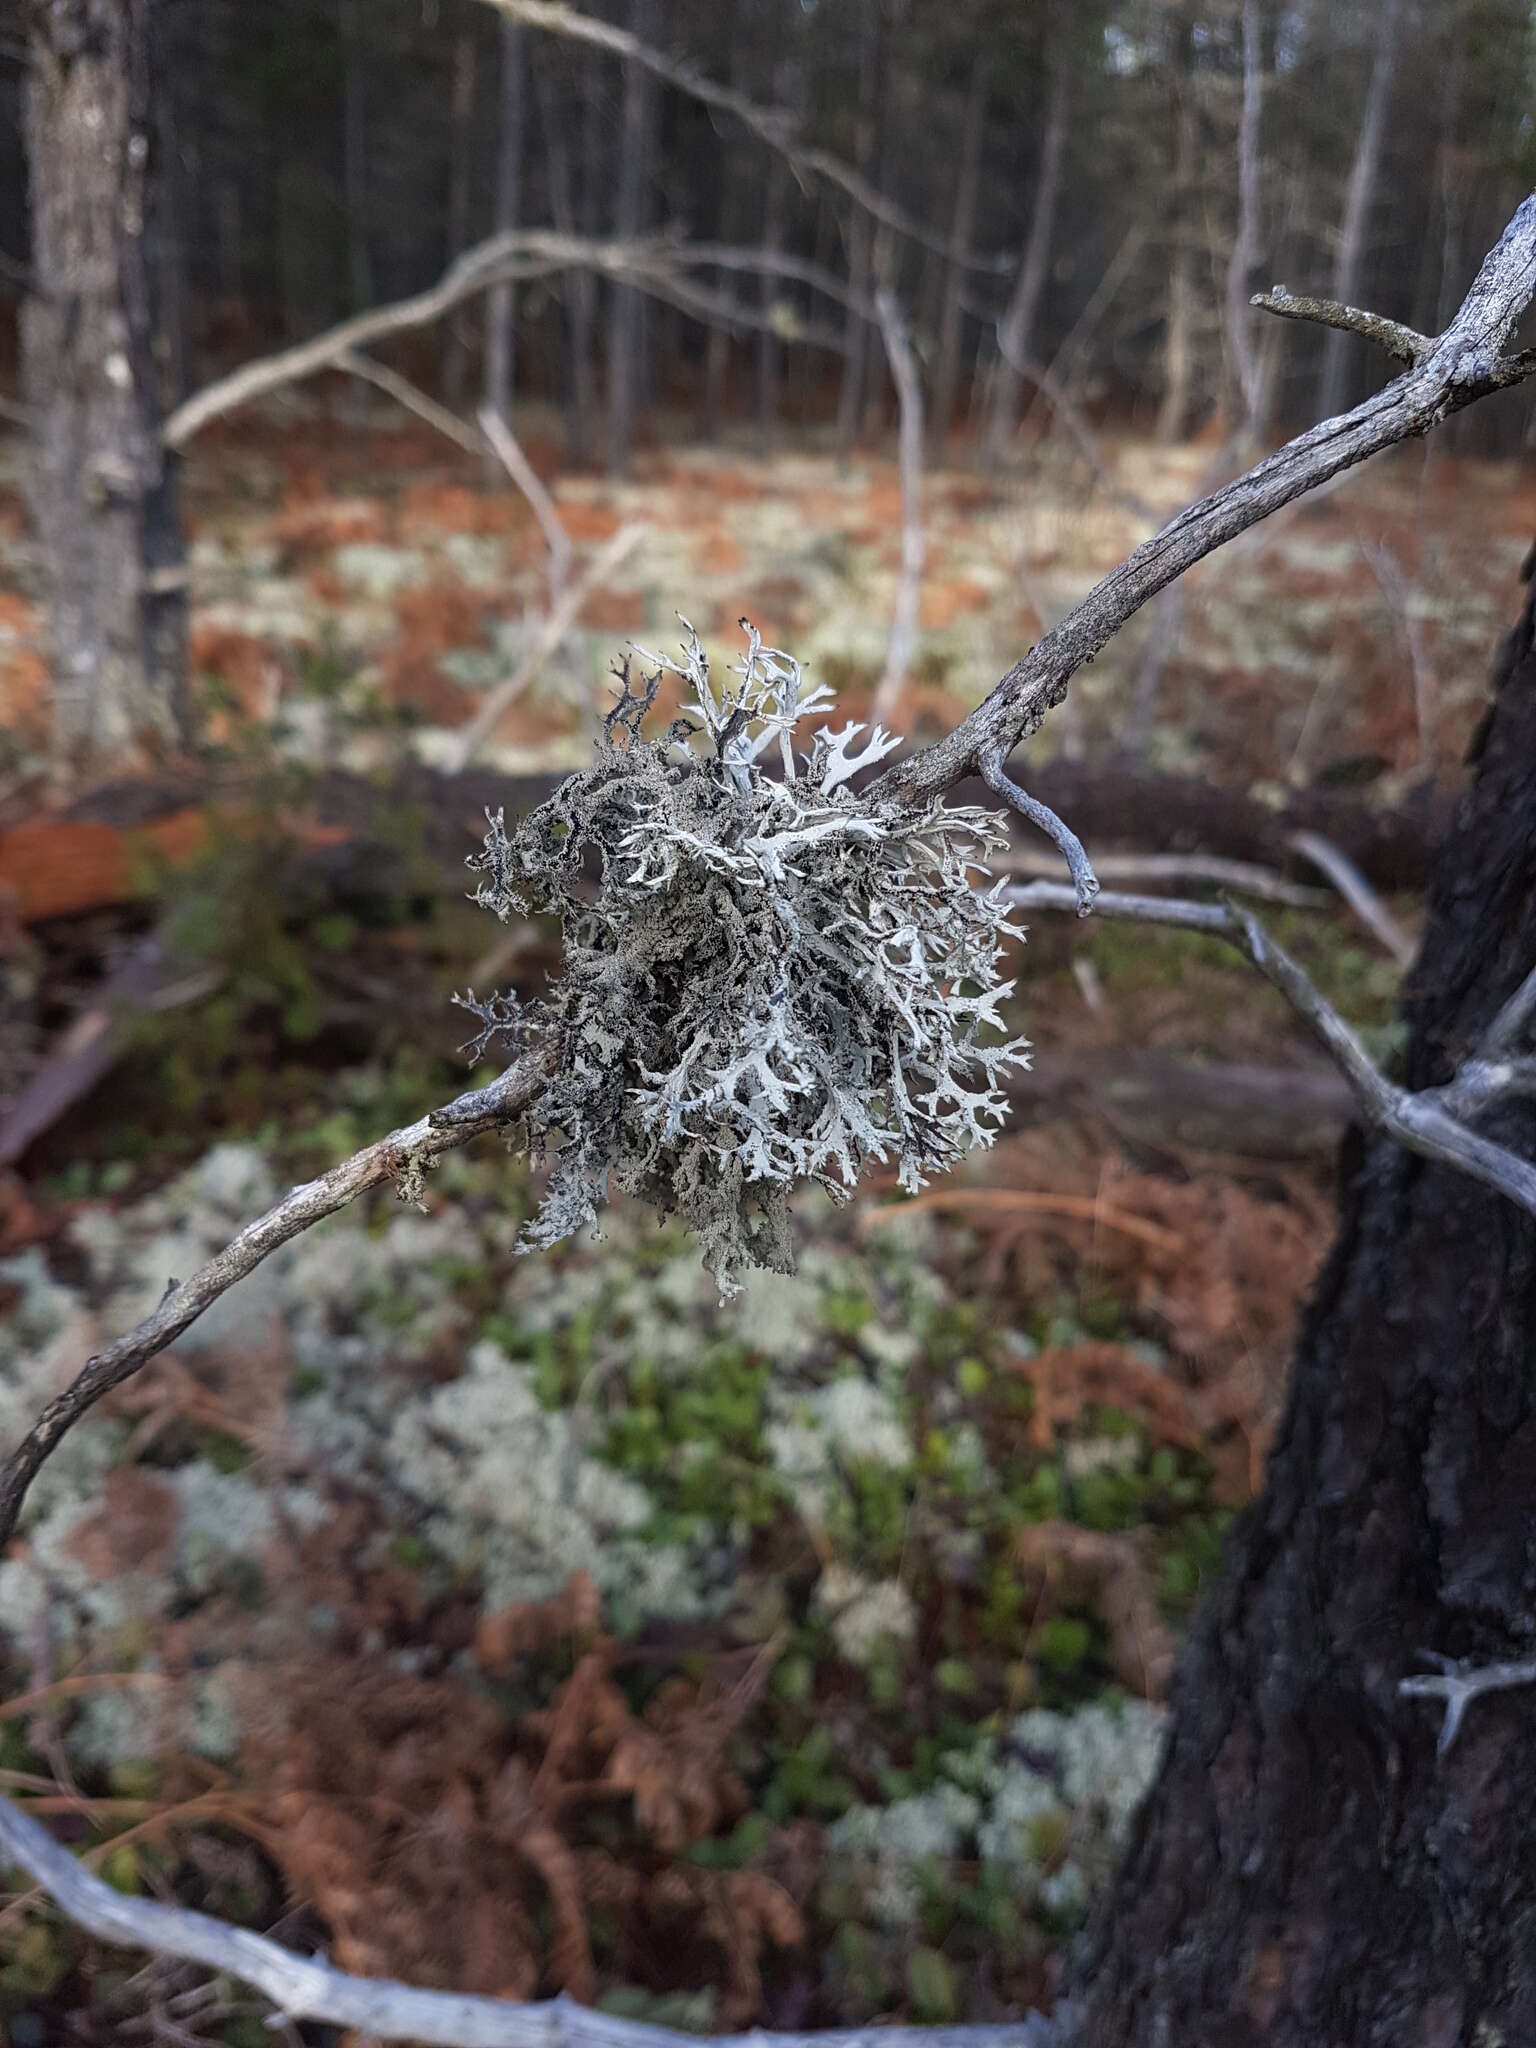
(1072, 561, 1536, 2047)
(22, 0, 189, 781)
(483, 16, 522, 424)
(338, 0, 372, 313)
(755, 60, 795, 457)
(930, 49, 989, 459)
(981, 50, 1069, 467)
(1316, 0, 1403, 420)
(1156, 15, 1198, 444)
(536, 55, 595, 466)
(605, 0, 654, 474)
(833, 0, 880, 460)
(441, 21, 477, 413)
(1221, 0, 1262, 439)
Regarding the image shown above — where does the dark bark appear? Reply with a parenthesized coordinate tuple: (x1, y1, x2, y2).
(338, 0, 372, 313)
(22, 0, 189, 780)
(1072, 561, 1536, 2047)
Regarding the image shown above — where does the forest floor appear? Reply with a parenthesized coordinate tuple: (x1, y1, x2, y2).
(0, 397, 1532, 2043)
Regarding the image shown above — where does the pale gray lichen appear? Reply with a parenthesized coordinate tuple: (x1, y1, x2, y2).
(462, 620, 1030, 1293)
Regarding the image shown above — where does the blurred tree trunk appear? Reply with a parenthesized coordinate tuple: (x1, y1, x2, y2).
(1073, 565, 1536, 2045)
(484, 15, 522, 423)
(606, 0, 655, 473)
(338, 0, 372, 312)
(1156, 11, 1198, 444)
(22, 0, 189, 781)
(441, 20, 477, 412)
(834, 0, 880, 459)
(1221, 0, 1262, 438)
(981, 45, 1069, 467)
(536, 57, 595, 465)
(1317, 0, 1403, 420)
(755, 59, 796, 456)
(930, 49, 989, 459)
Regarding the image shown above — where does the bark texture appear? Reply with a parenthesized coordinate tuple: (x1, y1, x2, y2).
(1071, 561, 1536, 2046)
(22, 0, 188, 779)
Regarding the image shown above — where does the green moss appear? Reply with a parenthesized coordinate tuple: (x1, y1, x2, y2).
(196, 1429, 254, 1476)
(1034, 1616, 1093, 1675)
(906, 1945, 959, 2022)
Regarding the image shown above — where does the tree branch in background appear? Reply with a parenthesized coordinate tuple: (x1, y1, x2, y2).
(440, 522, 648, 774)
(0, 1059, 545, 1554)
(478, 403, 573, 602)
(870, 290, 924, 724)
(163, 231, 865, 450)
(1286, 828, 1415, 964)
(1007, 881, 1536, 1219)
(885, 191, 1536, 807)
(478, 0, 1012, 274)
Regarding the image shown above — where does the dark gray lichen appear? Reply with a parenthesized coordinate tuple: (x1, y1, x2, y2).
(462, 621, 1030, 1292)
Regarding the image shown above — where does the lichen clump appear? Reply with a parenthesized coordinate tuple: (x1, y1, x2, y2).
(462, 621, 1029, 1290)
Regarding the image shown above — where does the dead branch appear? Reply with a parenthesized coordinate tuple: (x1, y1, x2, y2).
(480, 0, 1011, 274)
(479, 404, 574, 603)
(163, 232, 857, 450)
(1248, 289, 1428, 367)
(1006, 882, 1536, 1220)
(332, 348, 484, 455)
(870, 291, 924, 724)
(1400, 1651, 1536, 1758)
(885, 192, 1536, 808)
(440, 522, 647, 774)
(0, 1793, 1055, 2048)
(996, 848, 1328, 909)
(0, 1057, 545, 1553)
(1286, 828, 1415, 965)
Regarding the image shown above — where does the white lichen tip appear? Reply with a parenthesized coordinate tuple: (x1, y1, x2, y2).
(460, 620, 1030, 1292)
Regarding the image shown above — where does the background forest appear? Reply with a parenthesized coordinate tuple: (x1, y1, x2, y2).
(1, 3, 1535, 2045)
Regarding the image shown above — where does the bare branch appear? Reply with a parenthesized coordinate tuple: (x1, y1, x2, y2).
(983, 753, 1099, 915)
(885, 192, 1536, 807)
(1006, 882, 1536, 1219)
(1400, 1651, 1536, 1758)
(479, 0, 1011, 274)
(0, 1059, 545, 1554)
(997, 849, 1329, 909)
(871, 291, 924, 724)
(1286, 828, 1416, 965)
(439, 522, 647, 774)
(1249, 288, 1429, 367)
(1479, 962, 1536, 1060)
(0, 1792, 1055, 2048)
(333, 348, 484, 455)
(478, 404, 574, 603)
(163, 232, 858, 450)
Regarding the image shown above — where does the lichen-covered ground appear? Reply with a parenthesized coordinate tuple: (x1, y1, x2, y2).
(0, 397, 1493, 2039)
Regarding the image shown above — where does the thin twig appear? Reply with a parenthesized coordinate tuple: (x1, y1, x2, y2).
(1286, 829, 1416, 965)
(1249, 288, 1428, 366)
(982, 750, 1099, 914)
(478, 404, 574, 603)
(870, 290, 924, 724)
(1005, 882, 1536, 1219)
(0, 1793, 1057, 2048)
(333, 349, 484, 457)
(440, 522, 647, 774)
(995, 848, 1329, 909)
(0, 1058, 545, 1552)
(1400, 1651, 1536, 1757)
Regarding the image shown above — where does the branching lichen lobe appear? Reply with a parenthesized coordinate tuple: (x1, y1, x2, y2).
(464, 622, 1030, 1291)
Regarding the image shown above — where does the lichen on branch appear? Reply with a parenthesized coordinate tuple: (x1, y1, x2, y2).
(464, 620, 1030, 1292)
